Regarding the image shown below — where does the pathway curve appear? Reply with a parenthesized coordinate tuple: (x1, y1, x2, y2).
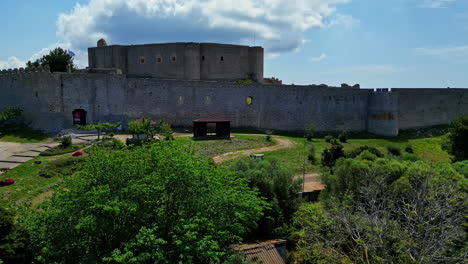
(212, 136, 296, 163)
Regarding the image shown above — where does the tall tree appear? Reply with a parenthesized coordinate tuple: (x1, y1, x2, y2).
(26, 47, 74, 72)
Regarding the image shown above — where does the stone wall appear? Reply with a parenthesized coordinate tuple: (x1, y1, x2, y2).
(88, 43, 264, 81)
(1, 72, 468, 136)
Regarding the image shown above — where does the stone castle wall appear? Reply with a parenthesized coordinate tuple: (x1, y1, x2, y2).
(1, 71, 468, 136)
(88, 43, 264, 81)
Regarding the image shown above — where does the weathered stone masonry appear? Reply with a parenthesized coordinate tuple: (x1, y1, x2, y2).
(1, 71, 467, 136)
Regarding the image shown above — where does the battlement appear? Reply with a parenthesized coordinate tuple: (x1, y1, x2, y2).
(0, 65, 51, 75)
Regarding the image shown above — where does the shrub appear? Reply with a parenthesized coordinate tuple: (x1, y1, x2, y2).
(357, 150, 377, 161)
(338, 130, 348, 143)
(38, 156, 85, 178)
(452, 160, 468, 177)
(265, 130, 273, 141)
(304, 124, 315, 141)
(405, 144, 414, 153)
(324, 135, 334, 143)
(401, 153, 421, 162)
(308, 145, 317, 164)
(103, 138, 125, 149)
(321, 142, 345, 168)
(346, 145, 383, 158)
(60, 136, 72, 148)
(40, 145, 81, 156)
(229, 157, 301, 237)
(445, 116, 468, 161)
(159, 121, 174, 140)
(386, 145, 401, 156)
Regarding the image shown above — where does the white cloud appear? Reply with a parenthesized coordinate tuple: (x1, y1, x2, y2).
(309, 53, 327, 62)
(54, 0, 351, 66)
(327, 14, 360, 29)
(414, 45, 468, 62)
(420, 0, 455, 8)
(0, 57, 26, 70)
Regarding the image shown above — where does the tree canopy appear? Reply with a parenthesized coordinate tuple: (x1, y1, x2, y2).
(293, 153, 468, 263)
(26, 47, 74, 72)
(24, 142, 265, 263)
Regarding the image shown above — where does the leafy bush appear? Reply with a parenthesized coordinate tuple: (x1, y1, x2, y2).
(308, 145, 317, 164)
(0, 207, 32, 263)
(356, 150, 378, 161)
(60, 136, 72, 148)
(26, 142, 265, 263)
(158, 121, 174, 140)
(321, 142, 345, 168)
(405, 144, 414, 153)
(102, 138, 125, 150)
(295, 158, 468, 264)
(265, 130, 273, 141)
(338, 130, 348, 143)
(452, 160, 468, 176)
(324, 135, 334, 143)
(39, 156, 86, 178)
(346, 145, 383, 158)
(229, 157, 302, 237)
(76, 122, 121, 141)
(128, 118, 154, 140)
(304, 124, 315, 141)
(445, 116, 468, 161)
(401, 153, 421, 162)
(40, 145, 81, 156)
(386, 145, 401, 156)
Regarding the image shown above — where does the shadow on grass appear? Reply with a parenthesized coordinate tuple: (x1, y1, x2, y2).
(0, 124, 50, 143)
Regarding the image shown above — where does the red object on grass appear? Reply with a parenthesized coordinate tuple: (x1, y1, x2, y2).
(0, 179, 15, 186)
(72, 152, 83, 157)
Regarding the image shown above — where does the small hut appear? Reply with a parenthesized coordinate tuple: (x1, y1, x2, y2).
(192, 118, 231, 139)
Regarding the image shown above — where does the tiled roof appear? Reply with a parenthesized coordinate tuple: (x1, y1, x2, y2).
(233, 240, 286, 264)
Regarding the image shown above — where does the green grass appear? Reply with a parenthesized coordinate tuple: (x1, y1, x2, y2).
(221, 134, 452, 174)
(40, 144, 84, 156)
(0, 156, 63, 208)
(176, 134, 276, 157)
(0, 124, 50, 143)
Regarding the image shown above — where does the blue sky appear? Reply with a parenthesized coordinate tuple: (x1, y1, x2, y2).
(1, 0, 467, 88)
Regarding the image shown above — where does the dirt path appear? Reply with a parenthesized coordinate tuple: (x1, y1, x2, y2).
(295, 173, 326, 192)
(212, 136, 296, 163)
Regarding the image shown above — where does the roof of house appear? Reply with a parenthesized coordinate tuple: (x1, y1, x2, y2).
(233, 239, 286, 264)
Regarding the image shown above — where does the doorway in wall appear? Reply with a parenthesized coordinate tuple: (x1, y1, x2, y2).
(72, 109, 87, 126)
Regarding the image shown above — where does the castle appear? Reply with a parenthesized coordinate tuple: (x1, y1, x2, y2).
(0, 40, 467, 136)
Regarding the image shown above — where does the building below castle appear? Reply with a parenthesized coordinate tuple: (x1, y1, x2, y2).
(88, 40, 264, 81)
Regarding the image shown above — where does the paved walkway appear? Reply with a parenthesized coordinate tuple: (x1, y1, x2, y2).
(0, 141, 59, 173)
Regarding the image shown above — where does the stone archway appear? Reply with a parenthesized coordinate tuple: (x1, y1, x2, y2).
(72, 109, 87, 126)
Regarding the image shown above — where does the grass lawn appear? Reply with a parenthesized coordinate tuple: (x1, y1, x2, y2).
(0, 124, 50, 143)
(0, 156, 63, 208)
(221, 133, 452, 174)
(176, 134, 276, 157)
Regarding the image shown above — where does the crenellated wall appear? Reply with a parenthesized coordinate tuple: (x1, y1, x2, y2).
(1, 72, 468, 136)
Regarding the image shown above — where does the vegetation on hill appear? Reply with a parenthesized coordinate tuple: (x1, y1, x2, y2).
(444, 115, 468, 161)
(292, 154, 467, 263)
(21, 142, 265, 263)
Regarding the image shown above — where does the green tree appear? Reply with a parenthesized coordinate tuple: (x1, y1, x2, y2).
(24, 142, 265, 263)
(26, 47, 74, 72)
(445, 115, 468, 161)
(229, 157, 302, 237)
(128, 118, 154, 140)
(76, 122, 121, 141)
(304, 124, 315, 141)
(0, 107, 22, 122)
(293, 155, 467, 264)
(0, 207, 32, 264)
